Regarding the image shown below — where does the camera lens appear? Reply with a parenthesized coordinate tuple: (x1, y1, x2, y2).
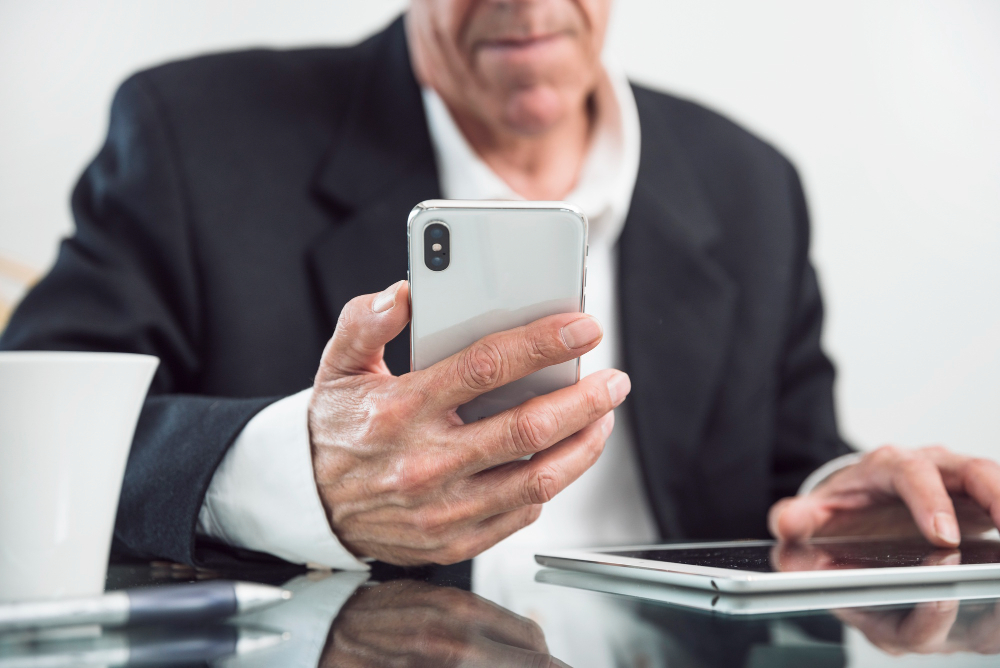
(424, 222, 450, 271)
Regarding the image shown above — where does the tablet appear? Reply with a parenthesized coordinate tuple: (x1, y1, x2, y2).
(535, 537, 1000, 593)
(535, 568, 1000, 615)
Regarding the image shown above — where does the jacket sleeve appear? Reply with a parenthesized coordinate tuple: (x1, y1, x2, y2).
(0, 73, 274, 565)
(770, 162, 854, 503)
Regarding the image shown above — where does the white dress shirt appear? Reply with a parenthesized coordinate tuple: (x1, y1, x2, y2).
(197, 60, 855, 582)
(420, 64, 664, 601)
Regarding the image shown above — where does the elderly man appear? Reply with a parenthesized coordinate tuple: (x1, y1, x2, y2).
(3, 0, 999, 586)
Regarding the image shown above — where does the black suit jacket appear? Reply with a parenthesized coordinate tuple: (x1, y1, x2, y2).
(1, 17, 850, 566)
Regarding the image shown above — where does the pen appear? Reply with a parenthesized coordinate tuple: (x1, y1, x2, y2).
(0, 625, 289, 667)
(0, 581, 292, 632)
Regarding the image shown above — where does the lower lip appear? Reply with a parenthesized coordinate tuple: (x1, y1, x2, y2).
(478, 34, 565, 56)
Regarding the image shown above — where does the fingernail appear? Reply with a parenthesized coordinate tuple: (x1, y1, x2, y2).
(934, 512, 960, 544)
(372, 281, 403, 313)
(561, 316, 602, 349)
(607, 372, 631, 406)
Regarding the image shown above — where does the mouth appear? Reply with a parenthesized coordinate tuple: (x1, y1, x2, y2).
(475, 32, 569, 55)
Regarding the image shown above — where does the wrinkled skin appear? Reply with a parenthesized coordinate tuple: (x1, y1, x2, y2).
(309, 281, 628, 565)
(406, 0, 611, 198)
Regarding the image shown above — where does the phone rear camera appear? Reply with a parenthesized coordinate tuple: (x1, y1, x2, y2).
(424, 222, 450, 271)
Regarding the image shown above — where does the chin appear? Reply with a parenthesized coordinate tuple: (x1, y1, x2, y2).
(501, 86, 572, 135)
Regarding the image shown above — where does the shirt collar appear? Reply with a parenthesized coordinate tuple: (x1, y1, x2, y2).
(421, 59, 641, 247)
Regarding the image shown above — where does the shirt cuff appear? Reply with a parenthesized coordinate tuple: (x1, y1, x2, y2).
(197, 388, 369, 570)
(797, 452, 865, 496)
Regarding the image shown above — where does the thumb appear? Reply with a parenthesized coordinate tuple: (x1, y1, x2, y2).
(316, 280, 410, 380)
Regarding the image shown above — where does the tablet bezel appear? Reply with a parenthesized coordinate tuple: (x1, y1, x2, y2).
(535, 568, 1000, 615)
(534, 539, 1000, 593)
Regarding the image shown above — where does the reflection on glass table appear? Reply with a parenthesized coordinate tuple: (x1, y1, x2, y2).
(224, 564, 1000, 667)
(535, 568, 1000, 615)
(0, 624, 286, 667)
(2, 563, 999, 667)
(536, 569, 1000, 663)
(322, 579, 568, 667)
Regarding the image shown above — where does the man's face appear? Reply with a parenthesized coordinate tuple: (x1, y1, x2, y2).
(408, 0, 612, 136)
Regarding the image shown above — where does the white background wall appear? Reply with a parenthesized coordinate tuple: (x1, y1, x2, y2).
(1, 0, 997, 459)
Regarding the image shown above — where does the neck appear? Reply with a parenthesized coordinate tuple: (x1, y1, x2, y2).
(445, 97, 594, 201)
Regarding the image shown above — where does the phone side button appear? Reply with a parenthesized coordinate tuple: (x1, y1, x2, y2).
(582, 295, 586, 313)
(584, 268, 587, 287)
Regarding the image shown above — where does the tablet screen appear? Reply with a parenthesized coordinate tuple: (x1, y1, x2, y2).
(604, 538, 1000, 573)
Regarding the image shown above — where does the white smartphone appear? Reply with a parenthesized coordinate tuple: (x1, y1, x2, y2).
(407, 200, 588, 424)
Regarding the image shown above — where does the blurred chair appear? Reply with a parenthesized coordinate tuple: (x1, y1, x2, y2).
(0, 255, 41, 334)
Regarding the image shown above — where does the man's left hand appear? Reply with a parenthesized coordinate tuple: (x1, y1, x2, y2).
(769, 446, 1000, 547)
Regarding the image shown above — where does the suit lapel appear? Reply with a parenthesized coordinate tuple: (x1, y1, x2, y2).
(620, 89, 739, 538)
(307, 17, 440, 375)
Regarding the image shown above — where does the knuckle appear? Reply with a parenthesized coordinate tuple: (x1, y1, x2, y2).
(418, 501, 467, 533)
(583, 384, 608, 417)
(335, 295, 367, 333)
(524, 504, 543, 527)
(899, 456, 934, 477)
(412, 531, 447, 552)
(359, 387, 426, 443)
(424, 636, 466, 659)
(404, 382, 434, 413)
(381, 391, 421, 422)
(459, 341, 505, 391)
(411, 507, 444, 533)
(512, 408, 557, 452)
(395, 457, 448, 494)
(445, 594, 485, 621)
(586, 428, 608, 460)
(892, 458, 941, 492)
(361, 400, 407, 443)
(525, 329, 562, 362)
(524, 467, 562, 505)
(869, 444, 903, 465)
(433, 544, 468, 565)
(968, 457, 998, 472)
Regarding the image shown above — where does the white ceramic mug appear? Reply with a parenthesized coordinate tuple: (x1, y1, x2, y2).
(0, 351, 158, 602)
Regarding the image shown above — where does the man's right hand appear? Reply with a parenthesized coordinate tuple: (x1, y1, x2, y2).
(308, 279, 630, 566)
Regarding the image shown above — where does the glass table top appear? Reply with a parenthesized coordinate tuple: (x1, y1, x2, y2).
(1, 561, 999, 667)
